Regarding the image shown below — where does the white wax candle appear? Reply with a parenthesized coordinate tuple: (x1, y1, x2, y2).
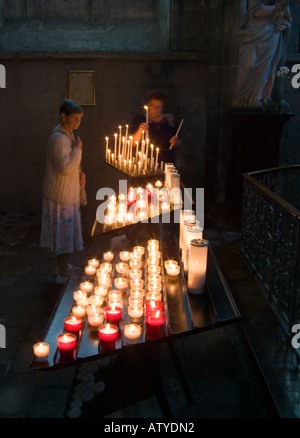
(94, 285, 108, 297)
(114, 277, 128, 290)
(88, 258, 99, 269)
(33, 342, 50, 358)
(118, 126, 122, 157)
(114, 133, 117, 157)
(89, 295, 104, 307)
(86, 305, 102, 316)
(73, 290, 87, 302)
(124, 323, 142, 340)
(105, 137, 109, 160)
(187, 239, 209, 294)
(72, 305, 86, 318)
(103, 251, 114, 261)
(88, 313, 104, 328)
(119, 251, 130, 261)
(85, 265, 96, 276)
(127, 305, 144, 319)
(80, 281, 94, 294)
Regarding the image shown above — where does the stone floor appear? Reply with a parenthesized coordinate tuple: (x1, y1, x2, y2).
(0, 203, 299, 419)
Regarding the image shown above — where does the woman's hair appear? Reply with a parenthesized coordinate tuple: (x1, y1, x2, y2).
(147, 89, 166, 104)
(59, 99, 83, 116)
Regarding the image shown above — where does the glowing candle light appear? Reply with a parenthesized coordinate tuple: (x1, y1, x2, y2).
(33, 342, 50, 358)
(105, 136, 109, 160)
(98, 323, 118, 342)
(57, 333, 77, 350)
(114, 133, 117, 157)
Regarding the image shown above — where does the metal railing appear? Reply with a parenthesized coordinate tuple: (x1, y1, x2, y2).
(241, 165, 300, 330)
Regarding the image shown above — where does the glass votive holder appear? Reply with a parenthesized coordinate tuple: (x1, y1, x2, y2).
(164, 260, 178, 271)
(130, 260, 142, 270)
(147, 239, 159, 248)
(97, 274, 111, 288)
(147, 274, 162, 284)
(79, 281, 94, 294)
(148, 265, 161, 275)
(166, 264, 181, 278)
(99, 262, 113, 274)
(147, 249, 161, 258)
(147, 257, 160, 267)
(94, 285, 108, 297)
(88, 295, 104, 307)
(114, 277, 128, 291)
(124, 323, 142, 343)
(72, 305, 86, 318)
(116, 262, 129, 276)
(76, 295, 90, 308)
(73, 290, 87, 303)
(130, 289, 145, 299)
(130, 252, 142, 262)
(108, 290, 123, 302)
(103, 251, 114, 261)
(108, 298, 123, 309)
(146, 291, 162, 301)
(86, 304, 102, 316)
(88, 258, 100, 269)
(88, 312, 104, 330)
(33, 342, 50, 359)
(128, 296, 144, 307)
(147, 282, 162, 293)
(127, 304, 144, 320)
(119, 251, 131, 261)
(133, 246, 145, 257)
(129, 268, 142, 279)
(85, 265, 97, 276)
(130, 278, 144, 290)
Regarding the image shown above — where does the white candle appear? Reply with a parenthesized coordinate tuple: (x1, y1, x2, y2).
(73, 290, 87, 302)
(166, 264, 180, 277)
(72, 305, 86, 318)
(129, 268, 142, 279)
(114, 133, 117, 157)
(88, 312, 104, 328)
(105, 136, 109, 160)
(124, 323, 142, 341)
(155, 147, 159, 170)
(114, 277, 128, 290)
(103, 251, 114, 261)
(146, 291, 162, 301)
(86, 304, 102, 316)
(94, 285, 108, 297)
(128, 305, 144, 320)
(148, 265, 161, 275)
(33, 342, 50, 358)
(128, 296, 143, 307)
(80, 281, 94, 294)
(85, 265, 96, 276)
(118, 126, 122, 157)
(183, 225, 204, 274)
(88, 258, 99, 269)
(99, 262, 113, 274)
(130, 278, 144, 290)
(108, 290, 123, 301)
(119, 251, 130, 261)
(150, 144, 154, 169)
(116, 262, 129, 275)
(89, 295, 104, 307)
(77, 296, 90, 308)
(188, 239, 209, 294)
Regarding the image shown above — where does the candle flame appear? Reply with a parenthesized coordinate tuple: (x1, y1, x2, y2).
(150, 300, 156, 307)
(155, 310, 160, 317)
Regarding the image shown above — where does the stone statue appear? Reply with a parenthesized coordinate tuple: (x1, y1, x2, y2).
(232, 0, 292, 108)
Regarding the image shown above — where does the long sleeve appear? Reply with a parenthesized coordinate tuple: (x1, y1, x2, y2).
(49, 132, 82, 176)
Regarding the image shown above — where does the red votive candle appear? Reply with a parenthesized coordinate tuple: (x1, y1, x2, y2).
(146, 309, 165, 326)
(145, 299, 164, 313)
(104, 305, 122, 322)
(98, 323, 119, 341)
(64, 316, 83, 332)
(57, 333, 77, 350)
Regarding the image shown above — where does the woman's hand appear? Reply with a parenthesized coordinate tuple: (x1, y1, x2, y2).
(79, 171, 86, 186)
(74, 133, 83, 149)
(138, 122, 148, 132)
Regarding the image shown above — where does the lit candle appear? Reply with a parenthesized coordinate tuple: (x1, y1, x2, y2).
(130, 278, 144, 290)
(179, 209, 195, 250)
(146, 291, 162, 301)
(128, 304, 144, 320)
(97, 273, 111, 288)
(104, 305, 122, 322)
(147, 257, 160, 267)
(89, 295, 104, 307)
(155, 179, 162, 188)
(129, 260, 142, 270)
(118, 126, 122, 157)
(86, 304, 102, 316)
(128, 296, 144, 307)
(150, 144, 154, 169)
(108, 290, 123, 302)
(146, 309, 165, 326)
(99, 262, 113, 274)
(72, 305, 86, 318)
(73, 290, 87, 303)
(116, 262, 129, 275)
(130, 289, 145, 298)
(88, 312, 104, 329)
(79, 281, 94, 294)
(166, 264, 180, 277)
(148, 265, 161, 275)
(129, 268, 142, 279)
(76, 296, 90, 308)
(98, 323, 118, 342)
(182, 225, 203, 274)
(187, 239, 209, 295)
(145, 299, 164, 312)
(57, 333, 77, 350)
(124, 323, 142, 341)
(33, 342, 50, 358)
(164, 260, 178, 271)
(148, 274, 162, 284)
(103, 251, 114, 261)
(94, 285, 108, 297)
(108, 298, 123, 308)
(133, 246, 145, 257)
(114, 277, 128, 291)
(64, 316, 83, 332)
(144, 105, 149, 127)
(119, 251, 130, 261)
(88, 258, 99, 269)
